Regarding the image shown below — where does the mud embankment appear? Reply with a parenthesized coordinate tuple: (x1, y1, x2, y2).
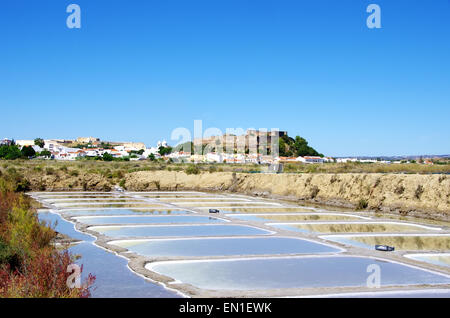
(124, 171, 450, 220)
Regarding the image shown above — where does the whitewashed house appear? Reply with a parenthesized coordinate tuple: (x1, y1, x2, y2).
(206, 152, 223, 163)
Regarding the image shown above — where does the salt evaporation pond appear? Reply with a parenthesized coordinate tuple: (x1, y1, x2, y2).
(62, 209, 193, 217)
(148, 256, 450, 290)
(303, 289, 450, 298)
(405, 254, 450, 268)
(37, 211, 179, 297)
(211, 207, 317, 213)
(229, 213, 370, 222)
(89, 224, 274, 238)
(109, 237, 343, 257)
(270, 222, 440, 234)
(322, 234, 450, 251)
(74, 215, 226, 225)
(56, 203, 166, 209)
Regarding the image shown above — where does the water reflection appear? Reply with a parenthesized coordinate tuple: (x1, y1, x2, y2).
(148, 256, 450, 290)
(110, 237, 342, 257)
(37, 211, 179, 297)
(230, 214, 368, 222)
(272, 222, 440, 234)
(74, 215, 226, 225)
(405, 254, 450, 268)
(90, 224, 273, 238)
(324, 235, 450, 251)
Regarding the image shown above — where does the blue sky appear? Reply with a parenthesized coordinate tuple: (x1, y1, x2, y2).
(0, 0, 449, 156)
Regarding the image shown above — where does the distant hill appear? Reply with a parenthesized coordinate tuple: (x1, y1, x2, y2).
(173, 135, 323, 157)
(278, 135, 323, 157)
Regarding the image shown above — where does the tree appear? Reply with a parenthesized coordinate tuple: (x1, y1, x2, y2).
(158, 146, 172, 156)
(0, 145, 22, 160)
(21, 146, 36, 158)
(34, 138, 45, 148)
(148, 153, 156, 161)
(174, 141, 194, 154)
(278, 135, 322, 157)
(102, 153, 113, 161)
(40, 150, 52, 158)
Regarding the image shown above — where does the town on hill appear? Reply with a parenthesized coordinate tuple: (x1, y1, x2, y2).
(0, 130, 330, 164)
(1, 131, 448, 165)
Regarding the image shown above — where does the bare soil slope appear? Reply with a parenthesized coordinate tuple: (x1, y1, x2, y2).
(125, 171, 450, 220)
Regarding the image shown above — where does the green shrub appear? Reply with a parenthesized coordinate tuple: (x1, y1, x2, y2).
(69, 170, 79, 177)
(356, 198, 369, 210)
(310, 186, 320, 199)
(185, 165, 200, 175)
(208, 165, 217, 173)
(394, 185, 405, 195)
(415, 185, 424, 199)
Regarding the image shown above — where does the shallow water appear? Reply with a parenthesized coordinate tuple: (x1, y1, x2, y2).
(62, 209, 193, 217)
(38, 211, 92, 242)
(309, 289, 450, 298)
(74, 215, 226, 225)
(157, 198, 250, 202)
(213, 207, 317, 213)
(148, 256, 450, 290)
(323, 234, 450, 251)
(57, 203, 167, 209)
(178, 202, 281, 207)
(37, 211, 179, 297)
(229, 214, 369, 222)
(34, 190, 450, 297)
(69, 242, 179, 298)
(109, 237, 342, 257)
(40, 195, 121, 199)
(51, 199, 144, 204)
(130, 192, 210, 198)
(89, 224, 273, 238)
(272, 222, 441, 234)
(405, 254, 450, 268)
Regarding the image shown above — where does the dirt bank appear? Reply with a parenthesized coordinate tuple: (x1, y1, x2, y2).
(124, 171, 450, 220)
(21, 167, 449, 220)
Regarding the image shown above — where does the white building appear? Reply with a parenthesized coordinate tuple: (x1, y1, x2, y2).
(157, 140, 168, 148)
(296, 156, 324, 164)
(15, 140, 35, 147)
(0, 138, 13, 146)
(206, 152, 223, 163)
(336, 158, 358, 163)
(55, 150, 86, 161)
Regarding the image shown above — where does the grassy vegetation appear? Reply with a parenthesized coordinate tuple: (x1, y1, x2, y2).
(0, 160, 448, 191)
(0, 160, 263, 182)
(0, 171, 95, 297)
(282, 162, 450, 174)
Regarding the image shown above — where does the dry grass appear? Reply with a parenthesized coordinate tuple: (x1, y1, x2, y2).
(1, 160, 449, 178)
(282, 162, 450, 174)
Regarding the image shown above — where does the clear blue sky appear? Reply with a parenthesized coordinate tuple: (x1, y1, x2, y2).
(1, 0, 449, 156)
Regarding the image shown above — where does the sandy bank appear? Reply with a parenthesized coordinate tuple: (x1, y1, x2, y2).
(124, 171, 450, 220)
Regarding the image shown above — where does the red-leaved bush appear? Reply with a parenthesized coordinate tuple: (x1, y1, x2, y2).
(0, 248, 95, 298)
(0, 174, 95, 298)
